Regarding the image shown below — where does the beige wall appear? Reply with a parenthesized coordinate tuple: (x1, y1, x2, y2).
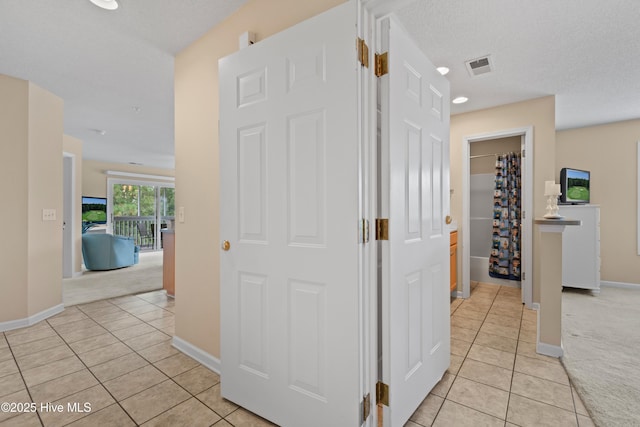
(174, 0, 346, 358)
(470, 136, 521, 175)
(0, 75, 64, 323)
(27, 83, 64, 315)
(556, 119, 640, 284)
(64, 135, 83, 274)
(83, 159, 174, 198)
(0, 75, 30, 321)
(451, 96, 556, 303)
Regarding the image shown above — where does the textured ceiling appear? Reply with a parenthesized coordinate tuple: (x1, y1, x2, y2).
(396, 0, 640, 130)
(1, 1, 639, 169)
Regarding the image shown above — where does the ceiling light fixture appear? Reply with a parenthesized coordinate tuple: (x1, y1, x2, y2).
(89, 0, 118, 11)
(452, 96, 469, 104)
(436, 67, 450, 76)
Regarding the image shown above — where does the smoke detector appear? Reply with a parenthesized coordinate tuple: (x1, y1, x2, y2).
(465, 55, 493, 77)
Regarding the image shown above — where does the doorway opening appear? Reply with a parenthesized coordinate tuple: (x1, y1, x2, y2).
(107, 178, 175, 252)
(462, 127, 533, 308)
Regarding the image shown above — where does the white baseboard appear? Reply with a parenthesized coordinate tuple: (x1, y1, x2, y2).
(531, 302, 540, 311)
(0, 303, 65, 332)
(601, 281, 640, 289)
(535, 309, 563, 357)
(172, 336, 221, 374)
(536, 341, 564, 358)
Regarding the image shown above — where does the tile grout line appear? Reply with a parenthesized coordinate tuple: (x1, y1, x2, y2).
(2, 330, 46, 426)
(72, 296, 201, 426)
(74, 294, 232, 426)
(44, 314, 140, 427)
(3, 292, 237, 427)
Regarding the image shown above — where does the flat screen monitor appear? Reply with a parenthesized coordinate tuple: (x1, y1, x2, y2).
(560, 168, 590, 204)
(82, 196, 107, 224)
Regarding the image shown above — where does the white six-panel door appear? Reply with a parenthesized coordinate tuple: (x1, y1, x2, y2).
(219, 2, 363, 426)
(379, 16, 451, 426)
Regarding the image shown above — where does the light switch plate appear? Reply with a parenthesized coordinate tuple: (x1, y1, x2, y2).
(178, 207, 185, 223)
(42, 208, 56, 221)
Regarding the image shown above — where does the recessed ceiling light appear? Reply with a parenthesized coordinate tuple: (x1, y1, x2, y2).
(452, 96, 469, 104)
(92, 129, 107, 136)
(436, 67, 450, 76)
(89, 0, 118, 11)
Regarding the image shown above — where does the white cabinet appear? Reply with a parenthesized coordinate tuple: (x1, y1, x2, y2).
(559, 205, 600, 291)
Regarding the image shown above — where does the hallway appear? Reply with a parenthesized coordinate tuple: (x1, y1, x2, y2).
(0, 284, 594, 426)
(407, 282, 593, 426)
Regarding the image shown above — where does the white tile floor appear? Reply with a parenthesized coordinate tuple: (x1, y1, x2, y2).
(407, 282, 594, 427)
(0, 283, 594, 426)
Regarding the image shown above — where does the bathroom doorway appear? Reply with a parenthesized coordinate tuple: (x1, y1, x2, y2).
(462, 127, 533, 308)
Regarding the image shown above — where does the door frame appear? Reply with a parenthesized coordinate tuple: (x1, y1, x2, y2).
(62, 152, 76, 278)
(363, 2, 453, 425)
(461, 127, 534, 307)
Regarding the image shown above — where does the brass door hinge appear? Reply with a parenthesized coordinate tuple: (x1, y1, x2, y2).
(376, 381, 389, 406)
(357, 38, 369, 68)
(375, 218, 389, 241)
(360, 218, 370, 244)
(362, 393, 371, 423)
(375, 52, 388, 77)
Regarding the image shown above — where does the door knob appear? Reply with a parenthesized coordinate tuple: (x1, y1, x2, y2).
(222, 240, 231, 251)
(446, 215, 452, 225)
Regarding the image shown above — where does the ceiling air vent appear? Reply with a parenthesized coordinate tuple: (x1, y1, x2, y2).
(465, 55, 493, 77)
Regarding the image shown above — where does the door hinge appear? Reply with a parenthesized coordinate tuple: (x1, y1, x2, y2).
(522, 210, 525, 219)
(360, 218, 370, 244)
(523, 272, 526, 281)
(375, 218, 389, 241)
(375, 52, 388, 77)
(522, 149, 526, 158)
(357, 38, 369, 68)
(376, 381, 389, 406)
(362, 393, 371, 423)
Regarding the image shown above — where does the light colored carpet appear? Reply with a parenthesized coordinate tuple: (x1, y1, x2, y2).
(562, 286, 640, 427)
(63, 251, 164, 306)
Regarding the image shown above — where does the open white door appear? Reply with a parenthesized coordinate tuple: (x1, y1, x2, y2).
(378, 16, 451, 426)
(219, 2, 364, 426)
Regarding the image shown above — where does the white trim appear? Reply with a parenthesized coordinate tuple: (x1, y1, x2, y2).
(531, 302, 540, 311)
(462, 126, 533, 308)
(105, 170, 175, 182)
(601, 280, 640, 289)
(62, 152, 76, 278)
(172, 336, 221, 374)
(637, 141, 640, 254)
(536, 341, 563, 358)
(0, 304, 65, 332)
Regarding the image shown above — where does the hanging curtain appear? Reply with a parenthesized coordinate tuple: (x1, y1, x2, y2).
(489, 152, 521, 280)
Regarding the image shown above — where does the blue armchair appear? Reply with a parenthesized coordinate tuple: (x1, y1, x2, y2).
(82, 234, 140, 271)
